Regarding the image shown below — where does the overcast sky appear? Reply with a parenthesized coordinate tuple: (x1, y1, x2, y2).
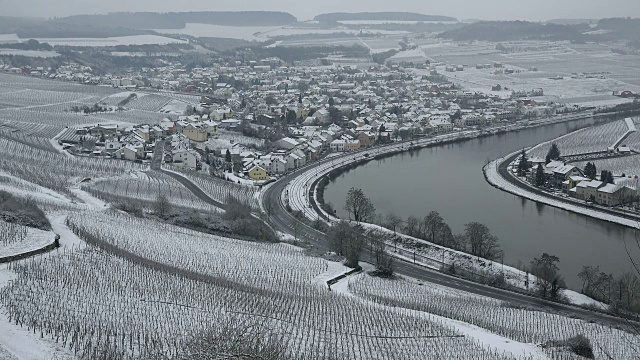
(0, 0, 638, 21)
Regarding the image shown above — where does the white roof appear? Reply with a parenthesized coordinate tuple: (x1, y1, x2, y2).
(598, 183, 619, 194)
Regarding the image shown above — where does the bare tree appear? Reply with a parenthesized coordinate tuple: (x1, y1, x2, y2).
(616, 272, 640, 312)
(404, 216, 419, 237)
(422, 211, 454, 246)
(463, 222, 502, 260)
(530, 253, 564, 299)
(384, 212, 403, 233)
(154, 193, 172, 218)
(578, 265, 600, 295)
(344, 187, 375, 223)
(369, 232, 394, 277)
(327, 221, 363, 268)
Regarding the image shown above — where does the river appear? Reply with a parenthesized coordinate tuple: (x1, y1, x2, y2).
(324, 117, 639, 289)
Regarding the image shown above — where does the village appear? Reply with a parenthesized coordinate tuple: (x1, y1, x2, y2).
(38, 55, 618, 187)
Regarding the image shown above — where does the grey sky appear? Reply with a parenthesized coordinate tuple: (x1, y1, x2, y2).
(0, 0, 638, 21)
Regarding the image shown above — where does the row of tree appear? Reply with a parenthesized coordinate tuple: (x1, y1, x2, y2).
(578, 265, 640, 313)
(343, 188, 503, 261)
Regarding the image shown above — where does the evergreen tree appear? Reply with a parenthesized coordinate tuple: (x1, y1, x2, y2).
(535, 164, 545, 186)
(546, 143, 561, 161)
(225, 149, 232, 163)
(584, 162, 597, 180)
(517, 149, 529, 176)
(298, 93, 303, 104)
(600, 170, 615, 184)
(328, 97, 335, 107)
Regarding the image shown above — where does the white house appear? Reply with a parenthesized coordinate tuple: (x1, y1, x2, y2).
(173, 149, 199, 169)
(330, 139, 346, 152)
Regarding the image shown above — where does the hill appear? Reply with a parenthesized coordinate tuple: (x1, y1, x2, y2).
(56, 11, 298, 29)
(438, 21, 583, 41)
(597, 18, 640, 40)
(315, 12, 457, 22)
(0, 16, 150, 38)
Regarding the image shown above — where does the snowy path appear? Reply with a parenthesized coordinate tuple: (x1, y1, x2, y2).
(48, 127, 75, 159)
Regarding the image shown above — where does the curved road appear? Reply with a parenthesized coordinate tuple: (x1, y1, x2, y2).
(263, 148, 639, 330)
(496, 151, 640, 224)
(153, 139, 638, 328)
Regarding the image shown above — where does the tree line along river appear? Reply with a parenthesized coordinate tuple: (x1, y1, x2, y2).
(324, 116, 639, 289)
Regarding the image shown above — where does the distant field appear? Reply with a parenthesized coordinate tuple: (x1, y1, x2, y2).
(155, 23, 408, 42)
(416, 41, 640, 107)
(574, 155, 640, 177)
(31, 35, 188, 47)
(528, 118, 632, 158)
(0, 49, 59, 58)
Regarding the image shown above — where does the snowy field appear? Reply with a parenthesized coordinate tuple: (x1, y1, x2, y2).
(347, 273, 637, 359)
(155, 23, 407, 42)
(0, 207, 547, 359)
(154, 23, 282, 41)
(83, 171, 221, 213)
(574, 156, 640, 177)
(338, 20, 459, 25)
(167, 168, 260, 209)
(30, 35, 188, 47)
(0, 75, 198, 137)
(415, 41, 640, 107)
(359, 37, 403, 53)
(528, 118, 633, 158)
(0, 34, 20, 44)
(0, 221, 54, 258)
(0, 49, 59, 58)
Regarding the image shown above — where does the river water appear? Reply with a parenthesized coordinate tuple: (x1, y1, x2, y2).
(324, 117, 639, 289)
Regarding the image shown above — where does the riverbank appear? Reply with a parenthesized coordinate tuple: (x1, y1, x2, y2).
(483, 151, 640, 230)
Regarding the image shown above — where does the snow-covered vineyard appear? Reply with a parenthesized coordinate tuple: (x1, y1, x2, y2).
(0, 58, 639, 359)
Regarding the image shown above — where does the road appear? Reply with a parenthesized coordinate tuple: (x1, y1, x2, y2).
(153, 139, 637, 328)
(497, 151, 640, 223)
(151, 139, 225, 209)
(262, 147, 639, 329)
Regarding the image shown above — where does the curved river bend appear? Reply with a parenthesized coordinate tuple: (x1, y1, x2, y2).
(325, 117, 639, 289)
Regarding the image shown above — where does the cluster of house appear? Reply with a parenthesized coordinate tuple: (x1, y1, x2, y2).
(525, 158, 638, 207)
(70, 113, 219, 164)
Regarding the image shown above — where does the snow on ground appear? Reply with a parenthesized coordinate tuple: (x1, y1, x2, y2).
(0, 34, 20, 44)
(224, 172, 255, 186)
(154, 23, 407, 41)
(154, 23, 282, 41)
(276, 231, 299, 244)
(389, 48, 428, 61)
(70, 186, 109, 210)
(49, 127, 74, 159)
(0, 171, 72, 205)
(31, 35, 188, 47)
(484, 153, 640, 230)
(0, 259, 74, 359)
(311, 261, 352, 288)
(159, 99, 189, 115)
(0, 226, 54, 258)
(562, 289, 609, 310)
(0, 50, 59, 58)
(0, 275, 74, 360)
(332, 266, 548, 359)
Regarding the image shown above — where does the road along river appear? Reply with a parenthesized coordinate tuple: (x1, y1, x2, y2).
(324, 116, 639, 289)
